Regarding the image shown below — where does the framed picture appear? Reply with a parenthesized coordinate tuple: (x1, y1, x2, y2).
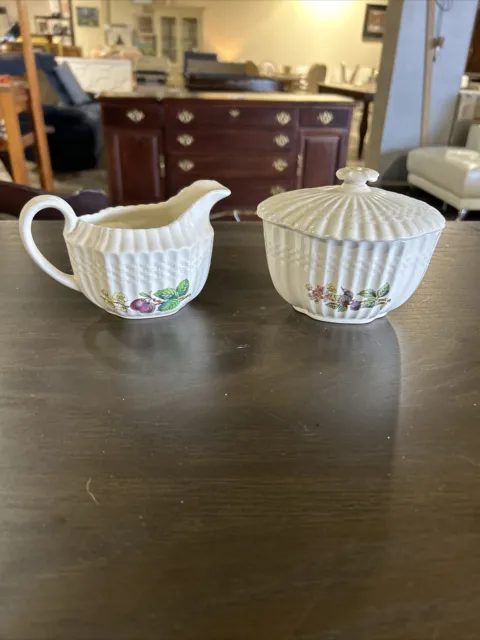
(363, 4, 387, 40)
(52, 20, 69, 36)
(105, 23, 133, 47)
(76, 6, 99, 28)
(134, 34, 157, 57)
(37, 19, 48, 34)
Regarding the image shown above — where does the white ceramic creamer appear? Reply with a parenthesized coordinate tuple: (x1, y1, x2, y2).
(19, 180, 230, 319)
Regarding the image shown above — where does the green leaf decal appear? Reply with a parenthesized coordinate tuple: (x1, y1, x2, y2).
(326, 302, 337, 309)
(176, 279, 190, 297)
(158, 298, 181, 312)
(326, 283, 336, 294)
(377, 283, 390, 298)
(358, 288, 377, 298)
(337, 305, 347, 312)
(154, 288, 176, 299)
(361, 298, 377, 308)
(375, 299, 388, 306)
(139, 292, 150, 298)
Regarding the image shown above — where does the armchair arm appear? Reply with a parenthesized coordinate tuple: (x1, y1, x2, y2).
(42, 105, 91, 127)
(466, 124, 480, 152)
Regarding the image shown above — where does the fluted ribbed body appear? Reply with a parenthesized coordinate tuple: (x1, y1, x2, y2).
(257, 167, 445, 324)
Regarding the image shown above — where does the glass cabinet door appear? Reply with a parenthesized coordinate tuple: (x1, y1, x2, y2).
(157, 9, 202, 71)
(182, 17, 198, 53)
(133, 13, 157, 56)
(160, 16, 177, 63)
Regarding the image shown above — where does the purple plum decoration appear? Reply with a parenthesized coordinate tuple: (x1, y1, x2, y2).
(130, 298, 155, 313)
(101, 280, 191, 315)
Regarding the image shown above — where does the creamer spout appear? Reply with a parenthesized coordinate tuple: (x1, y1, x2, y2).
(175, 180, 231, 224)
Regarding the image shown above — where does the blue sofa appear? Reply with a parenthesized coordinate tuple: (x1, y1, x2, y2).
(0, 53, 102, 173)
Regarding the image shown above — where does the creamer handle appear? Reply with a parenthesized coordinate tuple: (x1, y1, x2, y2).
(19, 195, 80, 292)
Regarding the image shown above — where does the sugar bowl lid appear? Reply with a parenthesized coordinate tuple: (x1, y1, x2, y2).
(257, 167, 446, 242)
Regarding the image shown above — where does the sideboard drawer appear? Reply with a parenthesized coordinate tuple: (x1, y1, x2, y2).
(167, 128, 297, 153)
(168, 152, 296, 179)
(102, 103, 164, 129)
(166, 103, 298, 129)
(299, 107, 351, 129)
(169, 176, 296, 209)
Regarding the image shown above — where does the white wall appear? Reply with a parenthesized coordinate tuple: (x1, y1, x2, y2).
(368, 0, 476, 182)
(2, 0, 105, 54)
(4, 0, 385, 71)
(70, 0, 106, 54)
(2, 0, 51, 33)
(198, 0, 385, 72)
(83, 0, 384, 71)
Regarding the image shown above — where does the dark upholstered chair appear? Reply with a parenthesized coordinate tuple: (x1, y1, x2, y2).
(0, 180, 109, 220)
(0, 53, 102, 174)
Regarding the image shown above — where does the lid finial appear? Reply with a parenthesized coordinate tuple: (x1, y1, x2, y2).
(336, 167, 379, 191)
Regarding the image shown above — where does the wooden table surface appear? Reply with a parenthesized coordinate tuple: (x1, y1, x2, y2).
(318, 82, 376, 100)
(0, 222, 479, 639)
(318, 82, 376, 160)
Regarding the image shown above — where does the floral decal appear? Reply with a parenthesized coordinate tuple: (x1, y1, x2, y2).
(306, 282, 391, 312)
(100, 290, 129, 312)
(101, 279, 190, 315)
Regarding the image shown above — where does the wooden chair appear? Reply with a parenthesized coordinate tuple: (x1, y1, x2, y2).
(259, 60, 277, 76)
(245, 60, 259, 76)
(306, 64, 327, 93)
(0, 180, 109, 219)
(0, 79, 43, 186)
(0, 1, 54, 191)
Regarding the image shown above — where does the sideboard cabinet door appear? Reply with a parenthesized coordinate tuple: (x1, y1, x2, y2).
(297, 129, 349, 188)
(105, 130, 165, 206)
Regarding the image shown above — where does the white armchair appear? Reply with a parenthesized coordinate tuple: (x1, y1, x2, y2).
(407, 124, 480, 220)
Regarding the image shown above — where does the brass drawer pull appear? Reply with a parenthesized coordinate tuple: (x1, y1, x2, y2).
(276, 111, 291, 125)
(273, 158, 288, 172)
(178, 159, 194, 172)
(318, 110, 334, 125)
(177, 110, 194, 124)
(229, 108, 240, 118)
(270, 185, 286, 195)
(274, 134, 289, 147)
(126, 109, 145, 123)
(177, 134, 194, 147)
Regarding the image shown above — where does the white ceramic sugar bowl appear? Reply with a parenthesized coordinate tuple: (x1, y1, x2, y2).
(257, 167, 445, 324)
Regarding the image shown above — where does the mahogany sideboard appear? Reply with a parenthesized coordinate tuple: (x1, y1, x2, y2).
(100, 90, 354, 209)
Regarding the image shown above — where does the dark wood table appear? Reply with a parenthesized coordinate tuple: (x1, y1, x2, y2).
(318, 82, 376, 159)
(1, 221, 479, 639)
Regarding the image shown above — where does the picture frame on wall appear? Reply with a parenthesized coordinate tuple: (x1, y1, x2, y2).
(134, 34, 157, 57)
(105, 23, 133, 47)
(76, 6, 99, 28)
(37, 19, 48, 34)
(362, 4, 387, 40)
